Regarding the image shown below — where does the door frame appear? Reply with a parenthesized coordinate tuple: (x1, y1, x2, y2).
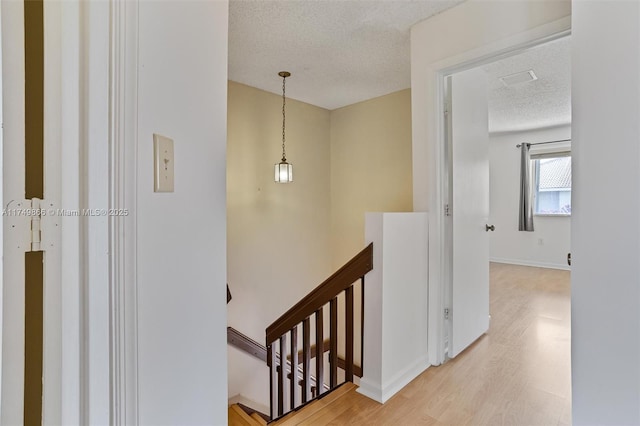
(109, 1, 140, 424)
(426, 18, 572, 365)
(72, 1, 139, 424)
(1, 1, 136, 423)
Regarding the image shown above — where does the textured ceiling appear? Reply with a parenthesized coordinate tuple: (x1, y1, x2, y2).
(229, 1, 571, 131)
(484, 36, 571, 133)
(229, 0, 465, 110)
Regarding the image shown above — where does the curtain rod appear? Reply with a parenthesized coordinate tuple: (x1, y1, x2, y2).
(516, 138, 571, 148)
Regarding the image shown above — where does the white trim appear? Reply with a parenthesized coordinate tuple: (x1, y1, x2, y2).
(357, 356, 430, 404)
(356, 378, 384, 403)
(423, 16, 572, 364)
(43, 1, 63, 423)
(60, 2, 82, 422)
(490, 258, 570, 271)
(110, 0, 139, 424)
(82, 1, 111, 424)
(1, 2, 27, 423)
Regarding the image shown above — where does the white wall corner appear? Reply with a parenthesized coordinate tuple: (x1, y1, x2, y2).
(358, 355, 430, 404)
(380, 355, 430, 403)
(360, 212, 429, 404)
(361, 213, 384, 397)
(356, 377, 384, 404)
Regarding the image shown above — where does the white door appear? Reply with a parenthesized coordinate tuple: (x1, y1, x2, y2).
(449, 67, 491, 358)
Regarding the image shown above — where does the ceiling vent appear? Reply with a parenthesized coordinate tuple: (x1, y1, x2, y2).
(499, 70, 537, 87)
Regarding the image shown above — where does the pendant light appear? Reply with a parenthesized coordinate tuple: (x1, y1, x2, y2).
(275, 71, 293, 183)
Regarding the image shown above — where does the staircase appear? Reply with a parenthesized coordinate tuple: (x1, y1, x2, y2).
(229, 383, 359, 426)
(228, 244, 374, 424)
(266, 243, 372, 420)
(228, 404, 268, 425)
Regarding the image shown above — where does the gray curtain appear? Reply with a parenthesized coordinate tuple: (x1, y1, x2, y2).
(518, 143, 534, 231)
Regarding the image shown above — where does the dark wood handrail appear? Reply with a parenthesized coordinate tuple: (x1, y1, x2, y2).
(227, 327, 267, 362)
(266, 243, 373, 344)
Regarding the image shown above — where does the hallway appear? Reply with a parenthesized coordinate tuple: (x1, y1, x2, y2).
(300, 263, 571, 425)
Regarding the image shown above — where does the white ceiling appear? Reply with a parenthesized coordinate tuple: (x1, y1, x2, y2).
(229, 0, 464, 110)
(484, 36, 571, 133)
(229, 1, 571, 132)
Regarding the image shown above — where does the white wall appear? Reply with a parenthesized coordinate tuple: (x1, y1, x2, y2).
(359, 213, 429, 404)
(571, 1, 640, 424)
(135, 2, 229, 424)
(489, 125, 571, 270)
(410, 0, 571, 365)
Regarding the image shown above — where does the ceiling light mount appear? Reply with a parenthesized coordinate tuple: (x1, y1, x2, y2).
(275, 71, 293, 183)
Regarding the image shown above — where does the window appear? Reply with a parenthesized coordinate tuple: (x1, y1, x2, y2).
(533, 155, 571, 215)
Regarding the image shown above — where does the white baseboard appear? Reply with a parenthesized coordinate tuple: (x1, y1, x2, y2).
(357, 377, 384, 403)
(228, 394, 270, 415)
(357, 356, 430, 404)
(490, 257, 570, 271)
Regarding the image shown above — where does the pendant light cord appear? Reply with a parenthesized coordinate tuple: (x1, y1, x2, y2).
(281, 75, 287, 162)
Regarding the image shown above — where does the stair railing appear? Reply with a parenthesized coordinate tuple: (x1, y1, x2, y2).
(265, 243, 373, 420)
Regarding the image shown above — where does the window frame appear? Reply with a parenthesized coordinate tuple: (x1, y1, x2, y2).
(532, 151, 572, 217)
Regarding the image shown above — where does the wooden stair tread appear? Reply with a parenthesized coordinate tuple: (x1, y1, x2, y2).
(228, 404, 261, 426)
(250, 412, 268, 425)
(296, 388, 366, 426)
(272, 382, 358, 425)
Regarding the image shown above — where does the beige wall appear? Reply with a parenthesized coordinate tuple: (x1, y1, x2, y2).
(227, 82, 413, 405)
(227, 81, 333, 404)
(330, 89, 413, 267)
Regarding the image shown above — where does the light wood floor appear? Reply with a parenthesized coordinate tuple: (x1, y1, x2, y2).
(277, 263, 572, 425)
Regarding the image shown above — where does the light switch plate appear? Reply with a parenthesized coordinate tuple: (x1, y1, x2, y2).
(153, 134, 174, 192)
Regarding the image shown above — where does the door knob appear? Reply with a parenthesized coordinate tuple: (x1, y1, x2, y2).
(485, 224, 495, 232)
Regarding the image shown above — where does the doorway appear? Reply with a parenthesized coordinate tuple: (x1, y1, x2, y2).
(443, 35, 572, 361)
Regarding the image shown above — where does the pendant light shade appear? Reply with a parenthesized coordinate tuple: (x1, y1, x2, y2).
(275, 71, 293, 183)
(275, 161, 293, 183)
